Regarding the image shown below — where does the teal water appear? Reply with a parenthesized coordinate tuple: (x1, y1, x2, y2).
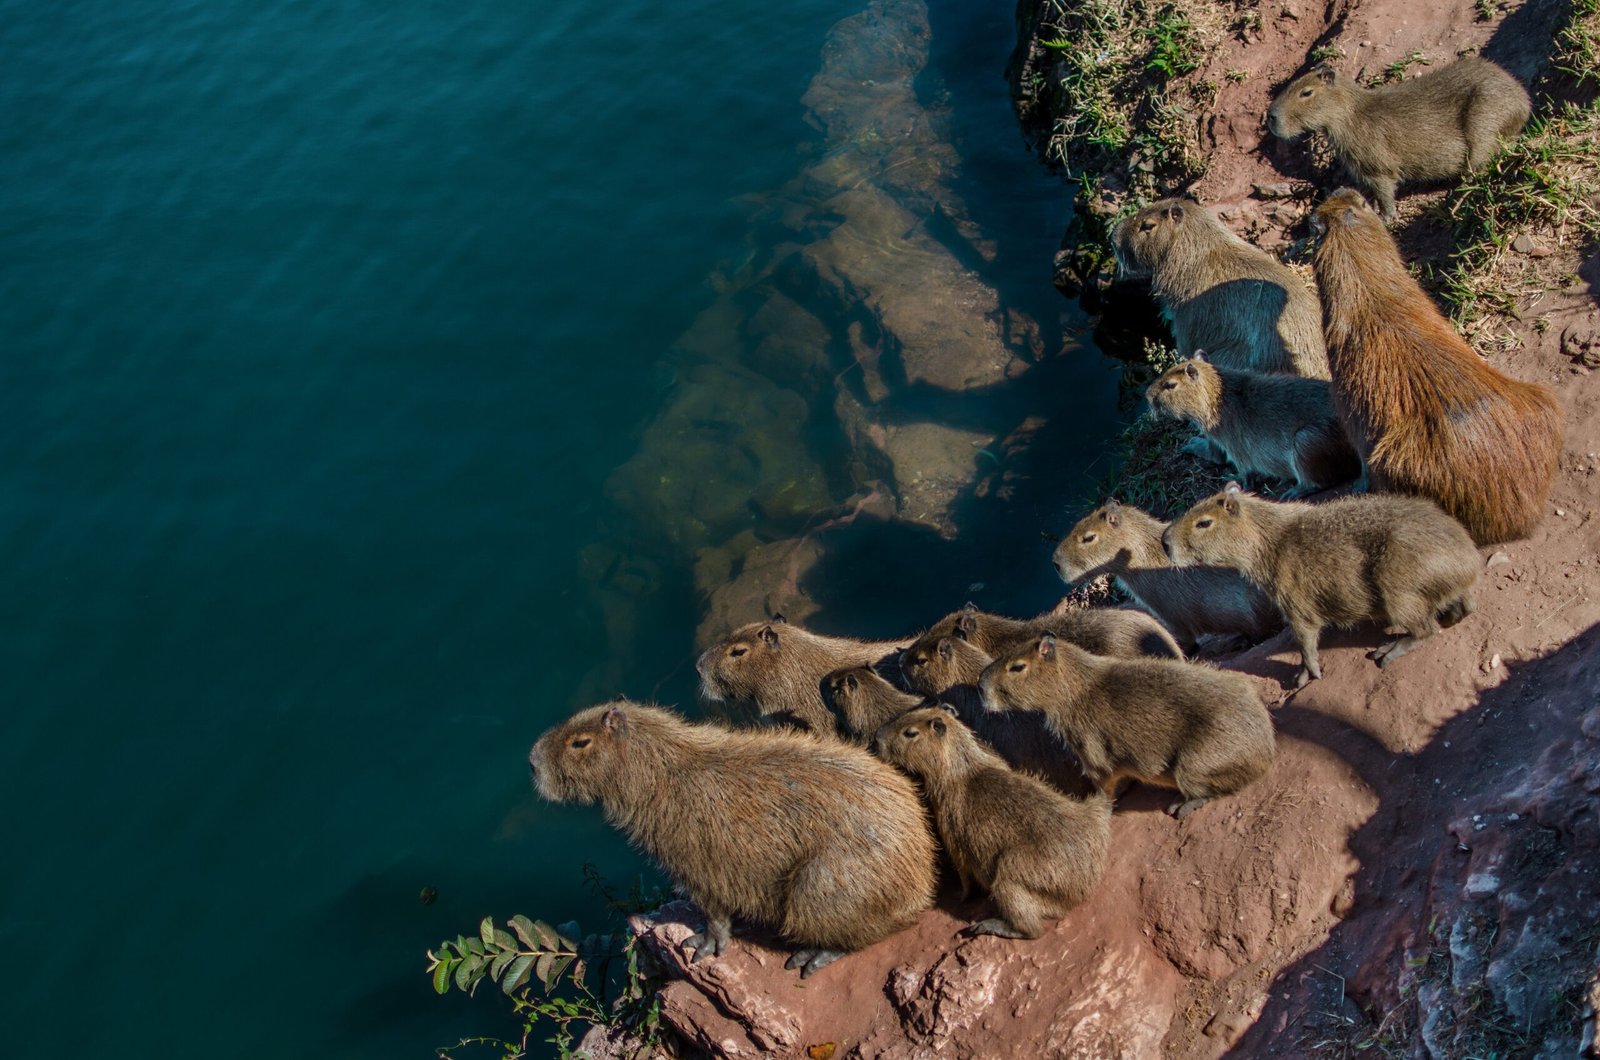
(0, 0, 1121, 1054)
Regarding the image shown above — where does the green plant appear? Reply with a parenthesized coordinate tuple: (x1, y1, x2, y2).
(1475, 0, 1501, 20)
(1145, 7, 1201, 77)
(1310, 44, 1345, 63)
(1225, 67, 1248, 84)
(1555, 0, 1600, 84)
(428, 912, 665, 1059)
(1376, 50, 1429, 85)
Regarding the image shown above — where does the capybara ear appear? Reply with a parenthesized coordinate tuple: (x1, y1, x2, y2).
(1184, 360, 1200, 379)
(930, 716, 947, 737)
(842, 672, 859, 692)
(937, 701, 959, 717)
(961, 600, 978, 613)
(1316, 63, 1336, 82)
(1165, 201, 1186, 223)
(1341, 205, 1359, 226)
(954, 610, 978, 639)
(1037, 633, 1057, 659)
(759, 624, 780, 648)
(771, 612, 787, 624)
(1104, 499, 1122, 528)
(1222, 481, 1243, 513)
(937, 637, 955, 660)
(1192, 349, 1207, 362)
(602, 706, 627, 735)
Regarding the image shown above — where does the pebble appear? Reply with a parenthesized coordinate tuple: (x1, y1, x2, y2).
(1464, 872, 1500, 899)
(1512, 233, 1537, 254)
(1486, 551, 1511, 568)
(1253, 181, 1293, 199)
(1554, 507, 1566, 517)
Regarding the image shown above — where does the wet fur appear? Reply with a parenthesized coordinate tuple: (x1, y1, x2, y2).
(906, 601, 1183, 667)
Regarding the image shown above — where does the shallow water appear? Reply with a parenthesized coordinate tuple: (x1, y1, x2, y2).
(0, 0, 1126, 1053)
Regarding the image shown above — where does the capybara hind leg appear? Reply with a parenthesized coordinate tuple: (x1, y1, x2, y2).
(1369, 603, 1439, 667)
(1290, 617, 1324, 688)
(1370, 634, 1424, 667)
(1438, 593, 1475, 629)
(1169, 795, 1213, 820)
(784, 948, 845, 978)
(971, 876, 1047, 940)
(684, 911, 733, 962)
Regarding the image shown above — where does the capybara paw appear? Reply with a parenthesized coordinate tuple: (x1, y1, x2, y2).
(1294, 666, 1318, 689)
(785, 947, 845, 978)
(683, 929, 727, 962)
(1169, 796, 1211, 820)
(963, 918, 1029, 940)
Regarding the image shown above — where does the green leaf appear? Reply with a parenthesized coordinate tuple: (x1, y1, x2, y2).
(463, 936, 484, 957)
(509, 915, 541, 951)
(454, 953, 484, 994)
(432, 958, 453, 995)
(502, 954, 535, 995)
(491, 928, 516, 951)
(548, 954, 575, 986)
(531, 920, 560, 949)
(479, 916, 496, 947)
(490, 949, 518, 981)
(535, 952, 555, 991)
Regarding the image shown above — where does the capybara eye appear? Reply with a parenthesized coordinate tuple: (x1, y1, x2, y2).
(904, 728, 919, 740)
(1162, 380, 1178, 389)
(729, 646, 748, 658)
(1196, 517, 1214, 530)
(1300, 88, 1314, 98)
(571, 736, 592, 750)
(1008, 662, 1027, 673)
(1082, 533, 1097, 544)
(1139, 220, 1156, 232)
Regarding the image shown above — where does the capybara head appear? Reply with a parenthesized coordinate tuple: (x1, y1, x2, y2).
(978, 634, 1064, 715)
(1054, 498, 1139, 584)
(900, 634, 992, 697)
(823, 664, 902, 718)
(529, 701, 637, 806)
(872, 704, 967, 776)
(696, 616, 787, 704)
(1111, 198, 1199, 278)
(1145, 353, 1221, 427)
(1267, 63, 1345, 139)
(1309, 187, 1383, 241)
(1162, 481, 1259, 568)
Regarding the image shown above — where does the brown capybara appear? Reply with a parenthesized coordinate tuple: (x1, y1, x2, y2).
(874, 707, 1111, 939)
(898, 635, 1085, 794)
(1311, 188, 1562, 544)
(529, 700, 936, 977)
(1268, 58, 1531, 220)
(1146, 353, 1359, 498)
(979, 635, 1275, 818)
(1111, 198, 1329, 378)
(824, 665, 921, 743)
(697, 617, 905, 737)
(1053, 498, 1282, 653)
(906, 600, 1183, 667)
(1163, 482, 1481, 688)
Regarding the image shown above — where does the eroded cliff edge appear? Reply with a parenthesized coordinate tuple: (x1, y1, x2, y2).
(588, 1, 1600, 1056)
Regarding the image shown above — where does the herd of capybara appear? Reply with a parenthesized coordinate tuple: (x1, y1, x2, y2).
(528, 56, 1565, 978)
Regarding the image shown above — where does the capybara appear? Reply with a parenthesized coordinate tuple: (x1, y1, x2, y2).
(1163, 482, 1481, 687)
(529, 700, 936, 977)
(980, 636, 1276, 818)
(1146, 353, 1359, 497)
(1268, 58, 1531, 220)
(1112, 197, 1329, 378)
(1053, 498, 1282, 653)
(1311, 188, 1561, 544)
(874, 707, 1111, 939)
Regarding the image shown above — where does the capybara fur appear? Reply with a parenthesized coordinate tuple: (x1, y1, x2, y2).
(874, 707, 1111, 939)
(1268, 59, 1531, 220)
(825, 665, 921, 743)
(1111, 198, 1329, 378)
(697, 617, 905, 737)
(529, 701, 936, 977)
(1146, 353, 1359, 498)
(1311, 189, 1562, 544)
(1163, 483, 1481, 688)
(981, 634, 1275, 818)
(899, 635, 1087, 794)
(1053, 498, 1282, 653)
(906, 600, 1183, 666)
